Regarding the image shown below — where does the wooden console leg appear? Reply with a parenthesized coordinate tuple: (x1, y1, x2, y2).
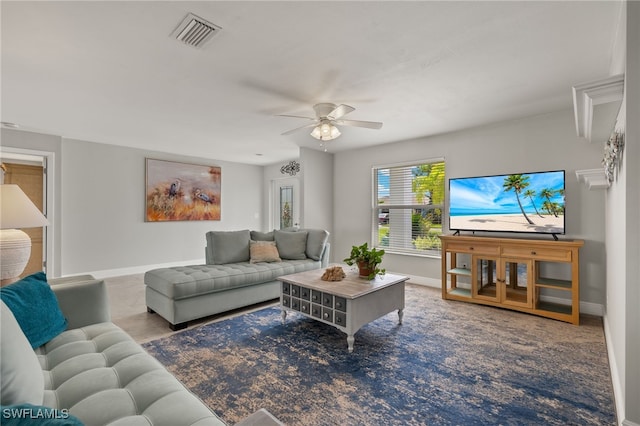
(169, 322, 188, 331)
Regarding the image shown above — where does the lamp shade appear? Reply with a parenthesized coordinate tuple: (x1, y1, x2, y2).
(0, 184, 49, 229)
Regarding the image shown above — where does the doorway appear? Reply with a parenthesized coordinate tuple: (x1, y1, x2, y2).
(0, 152, 49, 277)
(272, 177, 300, 230)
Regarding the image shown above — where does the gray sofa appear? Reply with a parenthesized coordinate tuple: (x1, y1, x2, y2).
(145, 228, 330, 330)
(0, 275, 282, 426)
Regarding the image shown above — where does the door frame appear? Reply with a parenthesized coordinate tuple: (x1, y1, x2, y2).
(0, 147, 55, 276)
(271, 177, 300, 230)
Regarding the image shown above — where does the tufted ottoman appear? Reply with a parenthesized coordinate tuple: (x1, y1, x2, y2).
(145, 260, 323, 330)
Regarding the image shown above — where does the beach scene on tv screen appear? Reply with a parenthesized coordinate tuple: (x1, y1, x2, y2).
(449, 171, 565, 234)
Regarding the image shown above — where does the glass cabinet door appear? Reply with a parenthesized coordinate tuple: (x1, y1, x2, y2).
(501, 258, 532, 308)
(472, 256, 500, 302)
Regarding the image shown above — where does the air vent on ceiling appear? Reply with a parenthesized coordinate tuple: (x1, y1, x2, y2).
(172, 13, 221, 48)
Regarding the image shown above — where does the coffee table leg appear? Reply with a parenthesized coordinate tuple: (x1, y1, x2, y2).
(398, 308, 404, 324)
(281, 308, 287, 324)
(347, 335, 355, 353)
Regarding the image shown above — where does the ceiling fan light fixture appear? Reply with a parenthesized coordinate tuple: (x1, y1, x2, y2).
(310, 122, 340, 141)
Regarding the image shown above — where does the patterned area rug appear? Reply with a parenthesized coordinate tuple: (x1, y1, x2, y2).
(142, 285, 616, 425)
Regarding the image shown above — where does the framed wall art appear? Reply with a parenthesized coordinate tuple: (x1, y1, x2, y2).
(145, 158, 221, 222)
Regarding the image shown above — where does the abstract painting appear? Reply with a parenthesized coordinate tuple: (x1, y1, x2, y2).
(145, 158, 221, 222)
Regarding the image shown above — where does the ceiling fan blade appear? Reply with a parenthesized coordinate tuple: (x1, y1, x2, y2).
(277, 114, 316, 121)
(334, 119, 383, 129)
(281, 122, 318, 136)
(327, 104, 355, 120)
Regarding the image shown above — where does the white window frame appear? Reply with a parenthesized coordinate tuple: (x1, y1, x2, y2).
(372, 157, 445, 258)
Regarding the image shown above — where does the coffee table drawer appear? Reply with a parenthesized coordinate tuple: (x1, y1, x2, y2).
(335, 296, 347, 312)
(322, 307, 333, 322)
(311, 303, 322, 318)
(311, 290, 322, 303)
(300, 300, 311, 315)
(334, 311, 347, 327)
(322, 293, 333, 307)
(282, 295, 291, 308)
(300, 286, 311, 300)
(291, 285, 300, 297)
(291, 298, 300, 311)
(282, 282, 290, 295)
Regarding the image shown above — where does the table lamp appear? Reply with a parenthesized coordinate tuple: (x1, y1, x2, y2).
(0, 184, 49, 286)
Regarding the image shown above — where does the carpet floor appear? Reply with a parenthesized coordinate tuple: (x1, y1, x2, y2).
(142, 285, 616, 425)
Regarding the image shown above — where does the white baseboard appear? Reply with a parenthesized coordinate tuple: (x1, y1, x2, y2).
(538, 294, 604, 317)
(407, 274, 604, 317)
(396, 273, 441, 288)
(65, 259, 204, 280)
(603, 314, 627, 426)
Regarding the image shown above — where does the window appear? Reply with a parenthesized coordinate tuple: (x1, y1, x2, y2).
(373, 159, 445, 256)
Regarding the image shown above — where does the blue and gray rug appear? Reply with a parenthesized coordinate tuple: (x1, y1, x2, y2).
(142, 285, 616, 425)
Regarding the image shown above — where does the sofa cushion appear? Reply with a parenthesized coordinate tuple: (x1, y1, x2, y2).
(0, 272, 67, 349)
(0, 403, 84, 425)
(250, 230, 274, 241)
(145, 260, 321, 300)
(250, 241, 281, 263)
(37, 322, 225, 425)
(206, 229, 250, 264)
(302, 229, 330, 260)
(274, 230, 308, 260)
(0, 301, 44, 406)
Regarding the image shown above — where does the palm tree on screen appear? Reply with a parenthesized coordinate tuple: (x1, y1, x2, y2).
(503, 174, 535, 225)
(523, 189, 544, 218)
(540, 188, 559, 217)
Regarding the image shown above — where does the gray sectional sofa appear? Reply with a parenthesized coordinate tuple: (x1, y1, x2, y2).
(145, 228, 330, 330)
(0, 274, 282, 426)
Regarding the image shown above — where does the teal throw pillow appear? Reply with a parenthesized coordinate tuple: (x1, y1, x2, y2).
(0, 272, 67, 349)
(0, 404, 84, 425)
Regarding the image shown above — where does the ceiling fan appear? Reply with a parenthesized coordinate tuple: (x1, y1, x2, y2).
(279, 103, 383, 145)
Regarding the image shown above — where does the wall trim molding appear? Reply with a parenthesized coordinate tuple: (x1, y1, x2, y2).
(576, 168, 610, 190)
(573, 74, 624, 143)
(64, 258, 204, 280)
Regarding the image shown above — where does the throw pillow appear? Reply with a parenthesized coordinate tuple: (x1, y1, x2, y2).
(249, 241, 281, 263)
(301, 229, 330, 260)
(206, 230, 251, 264)
(274, 230, 308, 260)
(250, 230, 275, 241)
(0, 272, 67, 349)
(0, 301, 45, 406)
(0, 404, 84, 425)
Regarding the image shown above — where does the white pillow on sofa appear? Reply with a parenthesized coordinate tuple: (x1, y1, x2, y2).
(0, 301, 44, 406)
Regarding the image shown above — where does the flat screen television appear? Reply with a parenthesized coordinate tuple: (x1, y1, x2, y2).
(448, 170, 565, 236)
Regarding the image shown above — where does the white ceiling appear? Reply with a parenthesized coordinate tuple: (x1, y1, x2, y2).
(1, 1, 623, 165)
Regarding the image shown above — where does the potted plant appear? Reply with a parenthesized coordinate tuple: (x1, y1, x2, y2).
(343, 242, 386, 280)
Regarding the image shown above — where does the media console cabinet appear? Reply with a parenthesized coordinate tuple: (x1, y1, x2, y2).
(439, 235, 584, 325)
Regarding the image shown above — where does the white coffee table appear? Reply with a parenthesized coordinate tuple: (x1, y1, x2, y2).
(278, 268, 408, 352)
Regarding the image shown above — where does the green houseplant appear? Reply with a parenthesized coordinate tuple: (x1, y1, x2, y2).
(343, 242, 386, 280)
